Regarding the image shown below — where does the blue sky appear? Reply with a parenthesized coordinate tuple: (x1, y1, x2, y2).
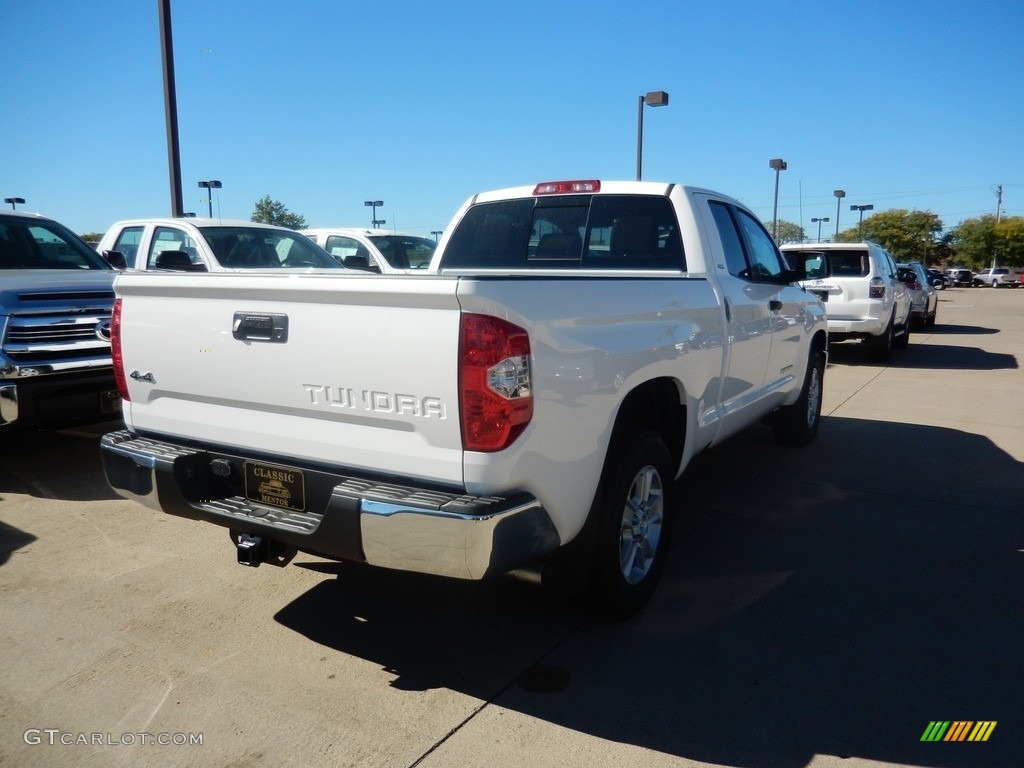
(2, 0, 1022, 238)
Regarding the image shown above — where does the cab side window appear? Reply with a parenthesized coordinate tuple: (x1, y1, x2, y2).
(112, 226, 144, 269)
(735, 209, 785, 282)
(709, 201, 785, 282)
(147, 227, 199, 268)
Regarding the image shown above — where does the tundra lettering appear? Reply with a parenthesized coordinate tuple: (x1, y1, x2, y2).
(303, 384, 446, 418)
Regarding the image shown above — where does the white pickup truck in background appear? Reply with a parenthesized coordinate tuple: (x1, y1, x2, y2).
(300, 228, 437, 273)
(96, 218, 340, 271)
(101, 180, 828, 617)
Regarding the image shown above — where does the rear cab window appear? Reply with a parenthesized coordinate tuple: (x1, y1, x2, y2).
(440, 195, 684, 271)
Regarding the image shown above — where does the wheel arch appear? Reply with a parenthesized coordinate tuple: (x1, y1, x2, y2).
(608, 377, 686, 471)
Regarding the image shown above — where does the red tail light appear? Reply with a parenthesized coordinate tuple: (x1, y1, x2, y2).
(459, 314, 532, 452)
(868, 278, 885, 299)
(111, 298, 130, 401)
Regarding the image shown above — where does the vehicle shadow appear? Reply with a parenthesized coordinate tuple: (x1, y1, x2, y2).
(273, 417, 1023, 768)
(0, 519, 37, 567)
(0, 422, 122, 502)
(934, 323, 999, 336)
(827, 341, 1017, 370)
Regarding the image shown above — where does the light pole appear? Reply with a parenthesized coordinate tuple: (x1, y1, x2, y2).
(636, 90, 669, 181)
(850, 204, 874, 239)
(198, 180, 221, 218)
(833, 189, 845, 237)
(431, 230, 443, 242)
(769, 158, 787, 241)
(364, 200, 383, 228)
(811, 217, 830, 243)
(4, 197, 25, 210)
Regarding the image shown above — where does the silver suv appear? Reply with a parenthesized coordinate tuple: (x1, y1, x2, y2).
(780, 241, 912, 361)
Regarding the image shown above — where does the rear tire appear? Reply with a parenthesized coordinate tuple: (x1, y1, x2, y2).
(871, 315, 895, 362)
(586, 428, 673, 619)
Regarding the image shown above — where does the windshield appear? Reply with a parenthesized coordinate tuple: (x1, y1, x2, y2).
(0, 217, 111, 270)
(199, 226, 342, 269)
(367, 235, 436, 269)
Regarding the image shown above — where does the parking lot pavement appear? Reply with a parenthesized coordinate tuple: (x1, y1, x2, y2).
(2, 287, 1021, 768)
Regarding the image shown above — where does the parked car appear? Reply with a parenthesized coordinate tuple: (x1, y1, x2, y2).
(926, 268, 948, 290)
(972, 267, 1019, 288)
(0, 210, 120, 432)
(897, 262, 938, 329)
(945, 268, 974, 287)
(780, 241, 912, 361)
(96, 219, 342, 271)
(300, 228, 436, 273)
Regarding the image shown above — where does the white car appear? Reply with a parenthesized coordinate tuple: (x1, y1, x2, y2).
(97, 218, 341, 271)
(300, 228, 436, 273)
(780, 241, 912, 361)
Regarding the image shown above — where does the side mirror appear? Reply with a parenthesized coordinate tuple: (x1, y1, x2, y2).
(102, 250, 127, 270)
(342, 254, 381, 273)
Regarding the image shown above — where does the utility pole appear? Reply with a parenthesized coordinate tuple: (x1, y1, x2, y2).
(993, 184, 1002, 269)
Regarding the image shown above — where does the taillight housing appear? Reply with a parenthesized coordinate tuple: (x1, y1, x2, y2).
(533, 180, 600, 195)
(111, 298, 130, 401)
(868, 278, 886, 299)
(459, 314, 532, 452)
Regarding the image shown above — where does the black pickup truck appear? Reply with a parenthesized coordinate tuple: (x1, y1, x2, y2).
(0, 210, 120, 433)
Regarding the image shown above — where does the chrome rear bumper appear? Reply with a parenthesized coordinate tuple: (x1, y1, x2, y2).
(100, 430, 559, 580)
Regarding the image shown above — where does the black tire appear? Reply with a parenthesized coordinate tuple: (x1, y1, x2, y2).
(772, 348, 824, 446)
(894, 315, 910, 350)
(586, 428, 673, 619)
(870, 314, 895, 362)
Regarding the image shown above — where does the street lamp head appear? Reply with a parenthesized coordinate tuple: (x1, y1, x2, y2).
(769, 158, 787, 171)
(644, 90, 669, 107)
(833, 189, 845, 198)
(198, 180, 222, 189)
(364, 200, 383, 207)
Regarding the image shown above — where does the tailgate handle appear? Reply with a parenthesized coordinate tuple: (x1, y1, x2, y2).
(232, 312, 288, 342)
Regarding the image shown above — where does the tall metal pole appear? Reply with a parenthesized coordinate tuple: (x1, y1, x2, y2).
(833, 189, 845, 238)
(158, 0, 183, 217)
(769, 158, 787, 242)
(635, 95, 645, 181)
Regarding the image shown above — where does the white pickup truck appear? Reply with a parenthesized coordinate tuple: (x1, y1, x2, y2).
(101, 180, 828, 616)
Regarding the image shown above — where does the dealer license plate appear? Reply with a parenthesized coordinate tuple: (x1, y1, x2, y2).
(244, 461, 306, 512)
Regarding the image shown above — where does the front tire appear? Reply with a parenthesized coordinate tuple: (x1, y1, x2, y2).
(586, 428, 673, 619)
(772, 349, 824, 446)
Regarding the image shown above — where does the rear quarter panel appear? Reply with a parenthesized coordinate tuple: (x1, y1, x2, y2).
(456, 276, 725, 541)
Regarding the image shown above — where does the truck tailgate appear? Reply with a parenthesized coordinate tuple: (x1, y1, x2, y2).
(115, 272, 466, 486)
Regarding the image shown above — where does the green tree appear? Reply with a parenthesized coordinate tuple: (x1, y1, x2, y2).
(251, 195, 306, 230)
(950, 215, 1024, 269)
(765, 219, 804, 244)
(836, 209, 943, 264)
(80, 232, 104, 244)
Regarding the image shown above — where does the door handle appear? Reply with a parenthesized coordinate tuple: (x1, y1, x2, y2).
(769, 299, 783, 312)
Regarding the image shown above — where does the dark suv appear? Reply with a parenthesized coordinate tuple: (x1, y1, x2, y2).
(0, 211, 120, 432)
(945, 268, 974, 287)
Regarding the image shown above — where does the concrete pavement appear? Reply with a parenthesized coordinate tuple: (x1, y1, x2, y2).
(2, 286, 1021, 768)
